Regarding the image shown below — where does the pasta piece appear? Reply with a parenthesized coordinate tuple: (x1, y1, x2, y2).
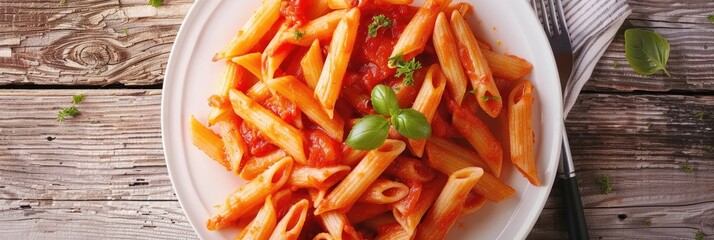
(477, 39, 492, 51)
(214, 0, 281, 60)
(482, 48, 533, 81)
(451, 102, 503, 177)
(286, 10, 348, 46)
(389, 0, 452, 66)
(450, 11, 502, 118)
(346, 203, 392, 224)
(392, 179, 442, 236)
(301, 39, 325, 90)
(188, 115, 228, 169)
(229, 89, 307, 164)
(392, 180, 422, 217)
(342, 147, 368, 167)
(216, 61, 245, 98)
(424, 139, 515, 202)
(385, 157, 435, 182)
(206, 157, 293, 230)
(376, 0, 413, 4)
(508, 80, 539, 185)
(314, 8, 360, 119)
(361, 213, 399, 231)
(357, 178, 410, 204)
(308, 188, 329, 209)
(433, 12, 468, 104)
(231, 52, 263, 80)
(265, 76, 345, 140)
(246, 81, 273, 103)
(316, 139, 406, 214)
(375, 228, 412, 240)
(445, 2, 472, 18)
(289, 165, 351, 189)
(318, 210, 361, 240)
(240, 149, 288, 180)
(313, 233, 334, 240)
(262, 23, 294, 81)
(269, 199, 309, 240)
(415, 167, 483, 240)
(236, 194, 278, 240)
(408, 64, 447, 157)
(216, 119, 248, 175)
(307, 0, 331, 19)
(426, 137, 490, 172)
(461, 189, 487, 216)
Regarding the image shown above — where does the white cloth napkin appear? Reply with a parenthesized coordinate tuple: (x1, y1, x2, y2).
(530, 0, 632, 117)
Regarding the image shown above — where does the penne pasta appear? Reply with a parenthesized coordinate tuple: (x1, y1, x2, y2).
(445, 2, 472, 18)
(327, 0, 355, 9)
(392, 178, 443, 236)
(346, 203, 392, 224)
(314, 8, 360, 119)
(188, 115, 228, 170)
(265, 76, 345, 140)
(231, 52, 263, 80)
(461, 189, 487, 216)
(308, 188, 329, 209)
(287, 10, 348, 46)
(426, 137, 490, 172)
(375, 228, 412, 240)
(433, 12, 469, 104)
(313, 232, 334, 240)
(262, 23, 294, 81)
(216, 61, 246, 98)
(357, 178, 410, 204)
(316, 139, 406, 214)
(269, 199, 309, 240)
(424, 139, 515, 202)
(289, 165, 351, 189)
(246, 81, 273, 103)
(385, 157, 435, 182)
(342, 147, 368, 167)
(240, 149, 287, 180)
(451, 101, 503, 177)
(301, 39, 325, 90)
(307, 0, 331, 19)
(229, 89, 307, 164)
(389, 0, 452, 66)
(408, 64, 447, 157)
(415, 167, 483, 240)
(450, 11, 503, 118)
(508, 80, 539, 185)
(482, 48, 533, 81)
(236, 194, 278, 240)
(318, 210, 361, 240)
(216, 119, 248, 175)
(376, 0, 413, 4)
(214, 0, 281, 61)
(206, 157, 293, 230)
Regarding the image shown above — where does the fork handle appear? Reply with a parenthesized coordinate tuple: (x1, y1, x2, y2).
(561, 174, 589, 239)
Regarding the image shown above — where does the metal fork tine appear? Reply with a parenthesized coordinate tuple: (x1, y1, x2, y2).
(554, 0, 568, 34)
(547, 0, 560, 34)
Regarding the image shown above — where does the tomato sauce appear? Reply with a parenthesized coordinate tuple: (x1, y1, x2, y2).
(305, 129, 342, 167)
(239, 122, 278, 157)
(280, 0, 310, 27)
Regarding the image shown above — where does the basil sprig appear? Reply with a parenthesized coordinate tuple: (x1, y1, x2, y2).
(624, 29, 671, 77)
(345, 84, 432, 150)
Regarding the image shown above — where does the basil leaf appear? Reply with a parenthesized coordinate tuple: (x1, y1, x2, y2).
(371, 84, 399, 116)
(624, 29, 671, 77)
(345, 115, 390, 150)
(391, 109, 431, 139)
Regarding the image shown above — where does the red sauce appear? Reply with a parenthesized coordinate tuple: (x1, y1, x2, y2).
(464, 190, 486, 209)
(394, 180, 422, 214)
(280, 0, 309, 27)
(239, 122, 278, 157)
(305, 129, 342, 167)
(347, 4, 418, 91)
(261, 95, 300, 125)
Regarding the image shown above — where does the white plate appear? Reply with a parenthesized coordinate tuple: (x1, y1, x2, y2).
(162, 0, 563, 239)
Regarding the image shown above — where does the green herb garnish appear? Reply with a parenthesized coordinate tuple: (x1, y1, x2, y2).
(293, 29, 305, 41)
(60, 0, 67, 4)
(708, 15, 714, 23)
(345, 84, 431, 150)
(389, 53, 422, 86)
(695, 230, 704, 240)
(57, 106, 80, 122)
(680, 160, 695, 173)
(644, 220, 652, 227)
(597, 174, 612, 194)
(624, 29, 671, 77)
(481, 95, 500, 101)
(368, 15, 392, 37)
(72, 94, 85, 104)
(148, 0, 164, 7)
(694, 111, 705, 120)
(613, 60, 620, 68)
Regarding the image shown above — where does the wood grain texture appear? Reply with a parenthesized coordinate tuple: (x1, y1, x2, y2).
(0, 0, 193, 85)
(0, 90, 175, 200)
(0, 199, 196, 239)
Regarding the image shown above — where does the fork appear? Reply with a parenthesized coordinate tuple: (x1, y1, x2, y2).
(532, 0, 590, 239)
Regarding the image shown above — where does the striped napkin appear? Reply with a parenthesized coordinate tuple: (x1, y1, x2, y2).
(530, 0, 632, 117)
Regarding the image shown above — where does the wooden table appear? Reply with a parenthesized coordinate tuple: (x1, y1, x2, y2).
(0, 1, 712, 239)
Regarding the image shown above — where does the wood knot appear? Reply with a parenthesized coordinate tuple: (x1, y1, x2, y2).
(42, 33, 128, 72)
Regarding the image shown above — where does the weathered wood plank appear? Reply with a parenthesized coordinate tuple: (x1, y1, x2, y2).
(0, 90, 175, 200)
(0, 199, 196, 240)
(1, 0, 713, 93)
(530, 202, 714, 240)
(0, 0, 193, 85)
